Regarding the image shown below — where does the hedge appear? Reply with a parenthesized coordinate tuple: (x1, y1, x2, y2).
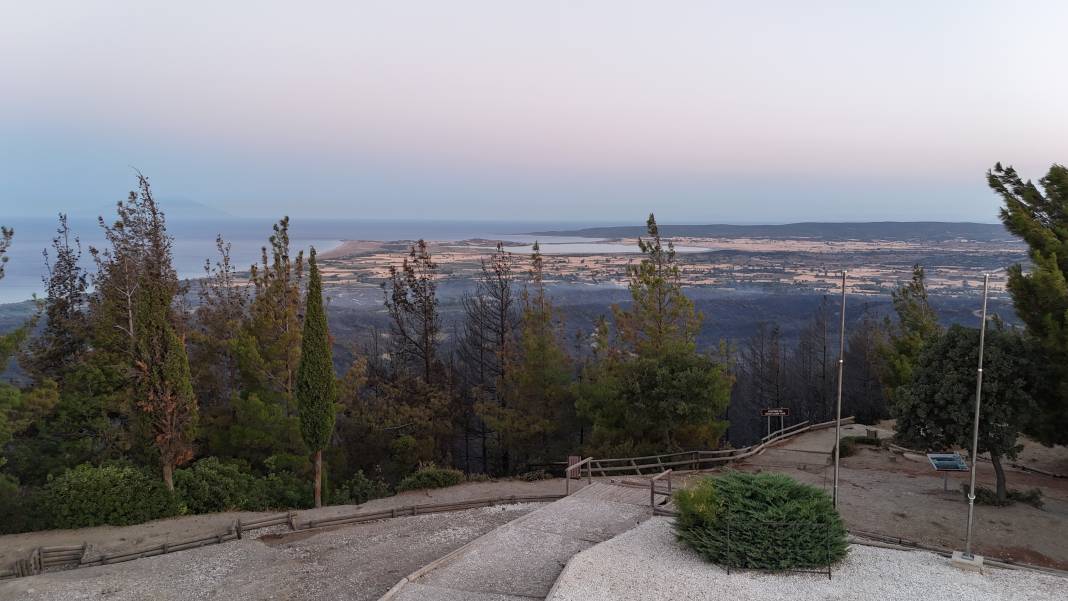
(40, 464, 180, 528)
(674, 471, 848, 570)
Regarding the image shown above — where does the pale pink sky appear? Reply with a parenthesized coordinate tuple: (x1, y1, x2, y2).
(2, 1, 1066, 221)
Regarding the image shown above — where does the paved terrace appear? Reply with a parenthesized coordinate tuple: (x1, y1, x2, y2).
(384, 483, 652, 600)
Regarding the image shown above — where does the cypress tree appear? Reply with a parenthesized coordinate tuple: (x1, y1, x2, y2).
(296, 247, 337, 508)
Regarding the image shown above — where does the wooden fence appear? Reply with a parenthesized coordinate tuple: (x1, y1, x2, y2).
(585, 417, 853, 477)
(2, 417, 853, 582)
(0, 494, 564, 581)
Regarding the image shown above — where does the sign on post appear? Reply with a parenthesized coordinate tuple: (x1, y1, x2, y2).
(927, 452, 969, 492)
(761, 407, 790, 438)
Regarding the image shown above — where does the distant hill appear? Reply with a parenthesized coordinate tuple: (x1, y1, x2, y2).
(529, 222, 1016, 243)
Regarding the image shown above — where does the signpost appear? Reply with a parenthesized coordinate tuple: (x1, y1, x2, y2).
(927, 452, 969, 492)
(761, 407, 790, 437)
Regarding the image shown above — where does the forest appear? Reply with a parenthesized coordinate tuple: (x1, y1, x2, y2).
(1, 162, 1066, 532)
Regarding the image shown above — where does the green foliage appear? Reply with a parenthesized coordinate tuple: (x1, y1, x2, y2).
(674, 472, 848, 569)
(296, 248, 338, 453)
(482, 242, 578, 471)
(990, 162, 1068, 445)
(200, 393, 306, 472)
(516, 469, 552, 481)
(896, 324, 1036, 501)
(963, 483, 1044, 508)
(396, 463, 465, 492)
(878, 265, 941, 410)
(578, 342, 732, 453)
(174, 457, 266, 513)
(332, 470, 391, 505)
(839, 435, 880, 459)
(41, 464, 180, 528)
(0, 474, 46, 534)
(577, 214, 731, 453)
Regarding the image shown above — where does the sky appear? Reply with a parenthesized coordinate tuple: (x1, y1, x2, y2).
(2, 1, 1067, 223)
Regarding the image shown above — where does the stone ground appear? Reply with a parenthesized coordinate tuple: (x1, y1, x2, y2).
(0, 503, 542, 601)
(391, 483, 651, 600)
(548, 517, 1068, 601)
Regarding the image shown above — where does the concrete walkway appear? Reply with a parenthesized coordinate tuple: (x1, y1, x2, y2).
(383, 483, 652, 600)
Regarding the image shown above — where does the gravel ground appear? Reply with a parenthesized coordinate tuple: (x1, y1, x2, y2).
(548, 517, 1068, 601)
(0, 503, 542, 601)
(0, 478, 574, 567)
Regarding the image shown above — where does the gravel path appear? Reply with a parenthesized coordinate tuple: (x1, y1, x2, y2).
(0, 503, 542, 601)
(548, 517, 1068, 601)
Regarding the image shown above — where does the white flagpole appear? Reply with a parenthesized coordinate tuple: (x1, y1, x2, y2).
(833, 270, 847, 508)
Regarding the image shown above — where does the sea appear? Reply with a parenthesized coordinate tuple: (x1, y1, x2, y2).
(0, 217, 637, 304)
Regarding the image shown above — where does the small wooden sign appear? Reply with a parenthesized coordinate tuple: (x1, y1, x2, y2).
(761, 408, 790, 417)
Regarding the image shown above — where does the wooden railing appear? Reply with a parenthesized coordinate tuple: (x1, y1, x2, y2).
(565, 457, 593, 496)
(584, 418, 852, 477)
(0, 494, 564, 581)
(649, 469, 673, 512)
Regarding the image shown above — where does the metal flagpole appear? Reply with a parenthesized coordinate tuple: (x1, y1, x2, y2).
(964, 274, 990, 558)
(833, 271, 847, 508)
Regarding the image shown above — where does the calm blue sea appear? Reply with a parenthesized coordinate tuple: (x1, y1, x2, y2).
(0, 217, 616, 304)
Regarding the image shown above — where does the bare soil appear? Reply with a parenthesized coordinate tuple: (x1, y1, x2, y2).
(731, 436, 1068, 570)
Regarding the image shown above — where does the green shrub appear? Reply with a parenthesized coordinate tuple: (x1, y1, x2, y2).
(396, 463, 464, 492)
(516, 469, 553, 482)
(41, 464, 180, 528)
(333, 470, 391, 505)
(837, 437, 857, 458)
(465, 472, 494, 483)
(674, 471, 848, 570)
(0, 474, 46, 534)
(174, 458, 266, 513)
(963, 483, 1044, 508)
(261, 470, 313, 509)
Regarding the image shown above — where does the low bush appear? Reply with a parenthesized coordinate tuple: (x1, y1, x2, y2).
(963, 483, 1044, 508)
(333, 470, 391, 505)
(516, 469, 553, 482)
(174, 457, 266, 513)
(837, 437, 857, 458)
(40, 464, 180, 528)
(465, 472, 494, 483)
(674, 471, 848, 570)
(396, 463, 465, 492)
(0, 474, 46, 534)
(261, 470, 313, 509)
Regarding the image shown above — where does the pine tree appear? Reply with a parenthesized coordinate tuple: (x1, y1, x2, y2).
(612, 214, 701, 354)
(24, 214, 89, 382)
(234, 218, 304, 409)
(989, 162, 1068, 445)
(577, 214, 732, 453)
(481, 242, 575, 471)
(188, 236, 247, 408)
(878, 265, 941, 410)
(295, 248, 337, 508)
(384, 240, 440, 383)
(0, 226, 11, 281)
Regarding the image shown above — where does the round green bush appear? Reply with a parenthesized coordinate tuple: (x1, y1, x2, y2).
(332, 470, 391, 505)
(174, 457, 266, 513)
(396, 463, 464, 492)
(41, 464, 180, 528)
(674, 471, 848, 570)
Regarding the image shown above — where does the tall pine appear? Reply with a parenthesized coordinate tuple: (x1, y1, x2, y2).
(989, 162, 1068, 445)
(296, 248, 337, 508)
